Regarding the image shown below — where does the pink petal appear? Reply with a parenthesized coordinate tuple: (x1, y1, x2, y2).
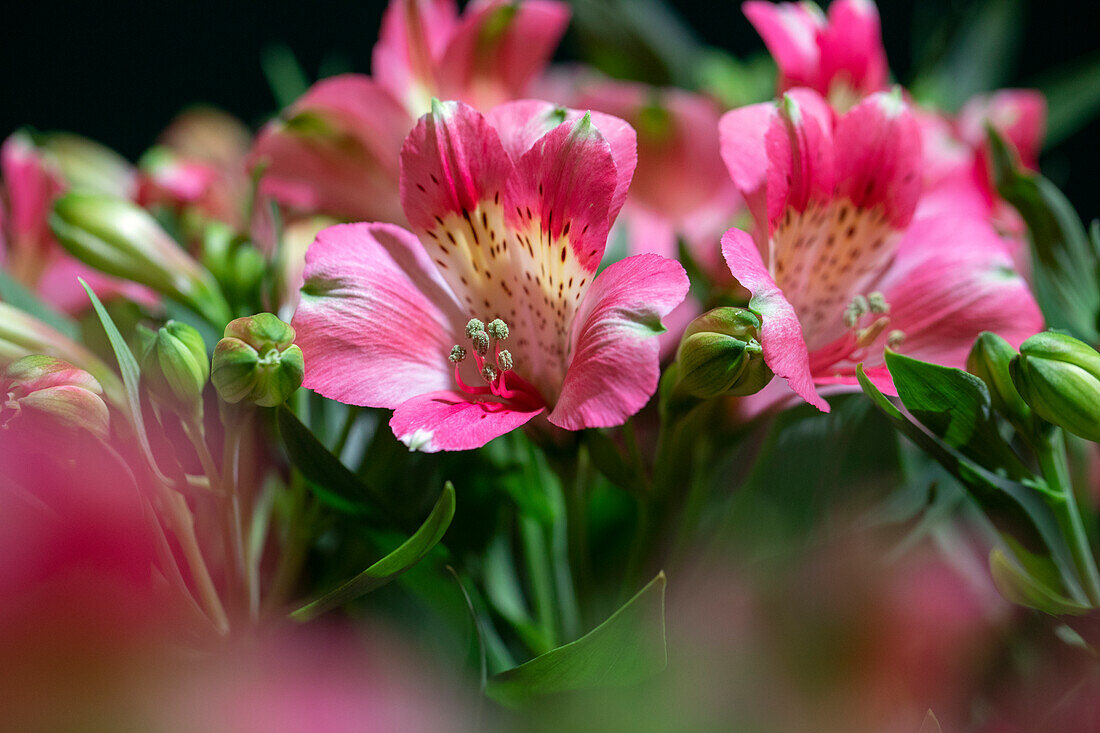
(721, 227, 829, 412)
(372, 0, 459, 107)
(249, 75, 412, 223)
(487, 100, 636, 225)
(874, 214, 1043, 370)
(549, 253, 688, 429)
(719, 101, 777, 229)
(1, 132, 61, 251)
(437, 0, 571, 110)
(400, 100, 514, 231)
(833, 91, 921, 229)
(818, 0, 888, 95)
(506, 111, 622, 273)
(743, 1, 823, 92)
(291, 222, 465, 409)
(959, 89, 1047, 171)
(390, 389, 543, 451)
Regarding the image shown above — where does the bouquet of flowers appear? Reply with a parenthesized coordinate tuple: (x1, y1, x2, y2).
(2, 0, 1099, 730)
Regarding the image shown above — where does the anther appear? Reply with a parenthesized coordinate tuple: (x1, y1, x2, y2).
(887, 329, 906, 348)
(465, 318, 485, 338)
(497, 349, 513, 372)
(843, 294, 871, 328)
(471, 331, 490, 356)
(481, 364, 499, 383)
(487, 318, 509, 340)
(448, 345, 467, 363)
(867, 291, 890, 314)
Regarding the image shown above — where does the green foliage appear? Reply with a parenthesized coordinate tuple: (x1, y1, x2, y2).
(291, 483, 456, 621)
(487, 572, 667, 705)
(989, 128, 1100, 343)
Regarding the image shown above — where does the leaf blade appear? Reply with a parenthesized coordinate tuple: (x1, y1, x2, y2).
(290, 482, 456, 622)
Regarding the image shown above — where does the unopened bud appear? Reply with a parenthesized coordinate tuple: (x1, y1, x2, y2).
(212, 313, 304, 407)
(37, 132, 135, 198)
(50, 192, 230, 324)
(139, 321, 210, 417)
(1, 355, 109, 439)
(967, 332, 1032, 427)
(1011, 332, 1100, 442)
(674, 308, 773, 399)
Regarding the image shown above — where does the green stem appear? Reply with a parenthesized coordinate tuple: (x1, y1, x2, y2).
(162, 487, 230, 634)
(332, 405, 359, 459)
(222, 408, 256, 621)
(1038, 430, 1100, 605)
(520, 515, 557, 649)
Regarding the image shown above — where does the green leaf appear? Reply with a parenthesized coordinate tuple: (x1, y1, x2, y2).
(990, 547, 1092, 615)
(857, 364, 1086, 601)
(486, 572, 667, 706)
(290, 482, 456, 622)
(885, 350, 1030, 478)
(1034, 52, 1100, 147)
(989, 128, 1100, 342)
(277, 404, 387, 514)
(909, 0, 1023, 110)
(79, 278, 173, 485)
(0, 269, 79, 339)
(261, 43, 310, 110)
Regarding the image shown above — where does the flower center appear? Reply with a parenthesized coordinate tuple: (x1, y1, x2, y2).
(809, 291, 906, 376)
(448, 318, 544, 410)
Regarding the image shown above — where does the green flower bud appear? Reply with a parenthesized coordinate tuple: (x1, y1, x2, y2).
(967, 332, 1032, 427)
(674, 308, 773, 399)
(0, 302, 124, 408)
(37, 132, 135, 197)
(50, 192, 230, 324)
(139, 321, 210, 417)
(1011, 332, 1100, 442)
(212, 313, 304, 407)
(1, 355, 110, 440)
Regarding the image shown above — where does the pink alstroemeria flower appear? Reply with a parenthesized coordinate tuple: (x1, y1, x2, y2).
(719, 89, 1043, 411)
(249, 0, 570, 224)
(744, 0, 888, 108)
(293, 100, 688, 451)
(0, 132, 150, 314)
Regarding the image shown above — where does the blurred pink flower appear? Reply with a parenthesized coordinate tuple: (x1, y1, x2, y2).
(719, 90, 1042, 411)
(1, 132, 153, 313)
(249, 0, 570, 224)
(292, 100, 687, 451)
(744, 0, 888, 109)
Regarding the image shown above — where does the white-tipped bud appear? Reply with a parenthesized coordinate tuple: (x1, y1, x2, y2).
(487, 318, 509, 340)
(497, 349, 513, 372)
(449, 345, 467, 363)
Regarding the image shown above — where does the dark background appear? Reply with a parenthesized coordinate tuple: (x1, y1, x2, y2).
(1, 0, 1096, 218)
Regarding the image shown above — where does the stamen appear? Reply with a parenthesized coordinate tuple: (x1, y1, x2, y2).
(867, 291, 890, 314)
(843, 294, 870, 328)
(471, 331, 490, 356)
(497, 349, 513, 372)
(481, 364, 499, 383)
(448, 345, 467, 363)
(465, 318, 485, 338)
(887, 329, 906, 348)
(855, 317, 891, 349)
(486, 318, 509, 340)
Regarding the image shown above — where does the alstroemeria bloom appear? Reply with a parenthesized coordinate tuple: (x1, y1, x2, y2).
(293, 100, 688, 451)
(719, 90, 1042, 411)
(249, 0, 570, 224)
(0, 132, 150, 313)
(539, 70, 740, 267)
(744, 0, 887, 108)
